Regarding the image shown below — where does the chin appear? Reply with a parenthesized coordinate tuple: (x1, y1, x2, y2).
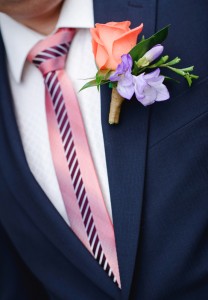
(0, 0, 64, 19)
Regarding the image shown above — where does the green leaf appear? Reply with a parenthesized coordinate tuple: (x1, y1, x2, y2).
(80, 69, 112, 92)
(129, 25, 170, 62)
(96, 69, 111, 86)
(80, 78, 111, 92)
(79, 80, 98, 92)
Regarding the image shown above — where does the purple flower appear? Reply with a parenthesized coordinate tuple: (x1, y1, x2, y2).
(136, 44, 164, 67)
(143, 44, 164, 63)
(133, 68, 170, 106)
(110, 54, 134, 100)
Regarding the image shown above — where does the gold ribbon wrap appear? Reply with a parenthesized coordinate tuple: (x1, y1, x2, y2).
(108, 88, 124, 124)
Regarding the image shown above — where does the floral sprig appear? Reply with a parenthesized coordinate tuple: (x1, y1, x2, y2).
(81, 22, 198, 124)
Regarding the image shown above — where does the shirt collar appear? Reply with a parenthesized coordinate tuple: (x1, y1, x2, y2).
(0, 0, 94, 83)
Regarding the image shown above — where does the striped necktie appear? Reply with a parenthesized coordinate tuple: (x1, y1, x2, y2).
(27, 28, 121, 288)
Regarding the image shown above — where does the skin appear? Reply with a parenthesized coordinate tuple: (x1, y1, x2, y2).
(0, 0, 64, 35)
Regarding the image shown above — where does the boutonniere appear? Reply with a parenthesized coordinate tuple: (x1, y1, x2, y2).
(81, 21, 199, 124)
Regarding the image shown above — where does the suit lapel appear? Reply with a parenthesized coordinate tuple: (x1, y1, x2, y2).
(101, 85, 149, 299)
(93, 0, 157, 298)
(0, 33, 119, 299)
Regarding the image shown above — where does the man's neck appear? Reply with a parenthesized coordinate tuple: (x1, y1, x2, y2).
(12, 2, 63, 35)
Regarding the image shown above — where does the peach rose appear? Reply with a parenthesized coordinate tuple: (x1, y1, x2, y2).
(91, 21, 143, 70)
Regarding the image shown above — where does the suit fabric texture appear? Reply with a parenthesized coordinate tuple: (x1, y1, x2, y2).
(0, 0, 208, 299)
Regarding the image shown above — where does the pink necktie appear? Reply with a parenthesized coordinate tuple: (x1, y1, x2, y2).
(27, 28, 121, 288)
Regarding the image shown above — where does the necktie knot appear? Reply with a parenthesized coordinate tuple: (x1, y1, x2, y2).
(27, 28, 75, 76)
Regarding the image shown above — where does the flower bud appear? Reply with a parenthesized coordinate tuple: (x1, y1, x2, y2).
(136, 44, 164, 67)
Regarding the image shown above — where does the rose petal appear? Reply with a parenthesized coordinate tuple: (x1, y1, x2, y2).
(112, 23, 143, 69)
(104, 21, 131, 31)
(90, 28, 103, 45)
(91, 38, 98, 60)
(91, 22, 143, 70)
(104, 56, 120, 70)
(95, 44, 109, 69)
(95, 24, 127, 59)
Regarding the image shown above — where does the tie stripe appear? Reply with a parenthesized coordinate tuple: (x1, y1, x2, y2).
(33, 42, 71, 66)
(42, 70, 118, 284)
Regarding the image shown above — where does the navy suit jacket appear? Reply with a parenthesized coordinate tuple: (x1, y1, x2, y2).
(0, 0, 208, 299)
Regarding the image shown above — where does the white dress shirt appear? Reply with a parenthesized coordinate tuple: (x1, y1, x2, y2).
(0, 0, 113, 225)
